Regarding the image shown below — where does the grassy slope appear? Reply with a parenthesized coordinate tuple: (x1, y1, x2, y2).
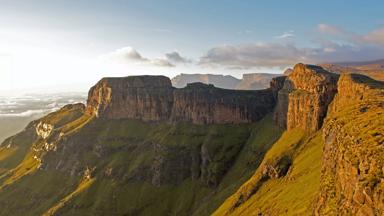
(0, 111, 282, 216)
(53, 115, 282, 216)
(214, 130, 324, 216)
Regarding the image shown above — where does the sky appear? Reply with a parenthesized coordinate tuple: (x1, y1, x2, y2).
(0, 0, 384, 95)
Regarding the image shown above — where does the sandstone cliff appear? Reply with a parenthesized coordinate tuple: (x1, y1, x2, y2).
(274, 63, 338, 133)
(316, 74, 384, 215)
(86, 76, 174, 121)
(87, 76, 277, 124)
(1, 64, 383, 216)
(171, 83, 275, 124)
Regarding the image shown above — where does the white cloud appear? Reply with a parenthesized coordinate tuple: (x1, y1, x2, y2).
(101, 46, 174, 67)
(275, 30, 295, 39)
(165, 51, 191, 63)
(102, 47, 148, 63)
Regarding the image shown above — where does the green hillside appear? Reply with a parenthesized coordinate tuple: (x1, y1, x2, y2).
(0, 105, 282, 216)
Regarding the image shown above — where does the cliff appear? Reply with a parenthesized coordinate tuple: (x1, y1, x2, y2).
(86, 76, 174, 121)
(274, 63, 338, 133)
(316, 74, 384, 215)
(171, 83, 275, 124)
(0, 96, 281, 216)
(87, 77, 277, 124)
(1, 63, 383, 216)
(214, 65, 384, 215)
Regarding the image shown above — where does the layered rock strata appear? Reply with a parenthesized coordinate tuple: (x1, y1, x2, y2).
(87, 76, 277, 124)
(274, 63, 339, 133)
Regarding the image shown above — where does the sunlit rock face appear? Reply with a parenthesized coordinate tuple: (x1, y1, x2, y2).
(274, 63, 339, 133)
(36, 122, 54, 139)
(86, 76, 174, 121)
(316, 74, 384, 216)
(87, 76, 277, 124)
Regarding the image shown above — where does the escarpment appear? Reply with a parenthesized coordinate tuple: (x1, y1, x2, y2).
(316, 74, 384, 215)
(274, 63, 338, 133)
(170, 83, 275, 124)
(86, 76, 278, 124)
(1, 63, 383, 216)
(86, 76, 174, 121)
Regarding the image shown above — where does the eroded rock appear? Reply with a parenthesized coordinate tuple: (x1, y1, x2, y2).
(274, 63, 338, 133)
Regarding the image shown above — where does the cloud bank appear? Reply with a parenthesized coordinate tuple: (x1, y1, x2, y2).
(199, 24, 384, 68)
(102, 47, 191, 68)
(103, 24, 384, 70)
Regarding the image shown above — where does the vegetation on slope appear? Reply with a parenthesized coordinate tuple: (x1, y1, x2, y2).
(0, 106, 282, 216)
(214, 130, 324, 215)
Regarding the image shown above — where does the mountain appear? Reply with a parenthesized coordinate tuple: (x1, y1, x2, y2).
(171, 73, 281, 90)
(171, 74, 241, 89)
(215, 63, 384, 215)
(0, 75, 283, 215)
(320, 58, 384, 81)
(0, 63, 383, 215)
(236, 73, 280, 90)
(0, 93, 86, 143)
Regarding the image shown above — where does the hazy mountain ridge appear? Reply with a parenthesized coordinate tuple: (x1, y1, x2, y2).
(319, 58, 384, 81)
(171, 73, 281, 90)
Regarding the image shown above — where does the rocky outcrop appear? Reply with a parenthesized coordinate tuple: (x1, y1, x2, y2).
(87, 76, 277, 124)
(274, 63, 338, 133)
(270, 76, 286, 99)
(316, 74, 384, 215)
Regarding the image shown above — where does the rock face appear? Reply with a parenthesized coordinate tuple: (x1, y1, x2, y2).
(87, 76, 277, 124)
(270, 76, 286, 99)
(171, 83, 275, 124)
(316, 74, 384, 215)
(274, 63, 338, 133)
(86, 76, 174, 121)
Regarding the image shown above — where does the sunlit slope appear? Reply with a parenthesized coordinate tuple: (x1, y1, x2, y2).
(0, 103, 282, 216)
(214, 130, 323, 215)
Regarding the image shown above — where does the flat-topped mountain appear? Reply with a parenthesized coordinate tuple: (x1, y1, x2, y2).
(171, 74, 241, 89)
(0, 63, 382, 216)
(87, 76, 277, 124)
(171, 73, 280, 90)
(320, 58, 384, 81)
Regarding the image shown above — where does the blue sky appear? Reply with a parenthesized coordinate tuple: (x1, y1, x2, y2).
(0, 0, 383, 94)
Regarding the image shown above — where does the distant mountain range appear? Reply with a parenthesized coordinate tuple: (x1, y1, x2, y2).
(319, 58, 384, 81)
(171, 73, 281, 90)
